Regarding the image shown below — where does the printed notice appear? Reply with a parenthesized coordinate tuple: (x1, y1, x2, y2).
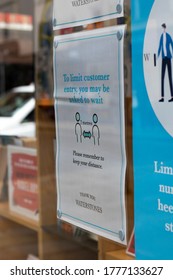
(8, 145, 39, 221)
(53, 0, 124, 30)
(54, 26, 126, 244)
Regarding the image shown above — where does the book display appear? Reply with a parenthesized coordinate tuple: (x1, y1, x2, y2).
(8, 145, 39, 221)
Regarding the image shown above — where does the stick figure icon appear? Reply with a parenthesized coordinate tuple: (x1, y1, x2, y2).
(92, 113, 100, 145)
(75, 112, 82, 143)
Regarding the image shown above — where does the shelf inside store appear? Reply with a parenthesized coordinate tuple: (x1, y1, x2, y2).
(105, 249, 135, 260)
(42, 223, 98, 253)
(0, 202, 39, 232)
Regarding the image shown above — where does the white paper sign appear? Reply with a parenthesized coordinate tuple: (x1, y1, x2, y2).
(54, 25, 127, 244)
(53, 0, 124, 30)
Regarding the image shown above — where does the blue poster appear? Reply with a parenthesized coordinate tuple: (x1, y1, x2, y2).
(132, 0, 173, 259)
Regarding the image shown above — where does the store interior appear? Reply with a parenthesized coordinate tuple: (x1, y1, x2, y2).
(0, 0, 133, 260)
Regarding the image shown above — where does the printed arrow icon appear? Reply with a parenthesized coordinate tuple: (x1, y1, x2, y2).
(83, 131, 91, 139)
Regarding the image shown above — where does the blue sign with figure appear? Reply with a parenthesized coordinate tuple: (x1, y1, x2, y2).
(132, 0, 173, 259)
